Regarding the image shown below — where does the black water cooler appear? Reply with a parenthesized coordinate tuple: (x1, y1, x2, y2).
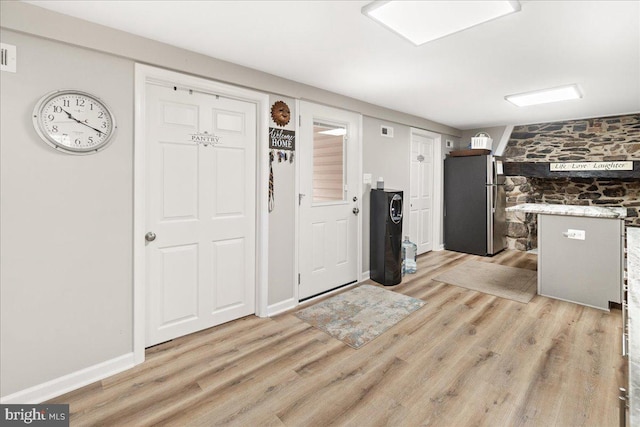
(370, 189, 403, 286)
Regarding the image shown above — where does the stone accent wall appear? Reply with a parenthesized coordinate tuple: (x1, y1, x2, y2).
(505, 176, 538, 251)
(503, 113, 640, 250)
(503, 114, 640, 161)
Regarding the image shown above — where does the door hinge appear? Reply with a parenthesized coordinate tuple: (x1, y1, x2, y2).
(298, 273, 301, 285)
(299, 115, 302, 127)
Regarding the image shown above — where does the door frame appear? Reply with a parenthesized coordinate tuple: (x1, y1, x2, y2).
(409, 128, 443, 253)
(133, 64, 270, 364)
(295, 101, 363, 303)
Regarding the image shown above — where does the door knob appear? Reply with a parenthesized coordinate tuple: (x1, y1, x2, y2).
(145, 232, 157, 242)
(353, 207, 360, 215)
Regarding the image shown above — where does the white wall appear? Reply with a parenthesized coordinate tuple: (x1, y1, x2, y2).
(0, 29, 134, 398)
(436, 133, 459, 248)
(0, 1, 461, 400)
(362, 119, 460, 273)
(267, 95, 296, 307)
(362, 118, 411, 275)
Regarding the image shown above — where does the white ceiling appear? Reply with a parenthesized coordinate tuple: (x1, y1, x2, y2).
(23, 0, 640, 130)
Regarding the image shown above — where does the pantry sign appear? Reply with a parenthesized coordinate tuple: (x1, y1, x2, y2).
(550, 161, 633, 172)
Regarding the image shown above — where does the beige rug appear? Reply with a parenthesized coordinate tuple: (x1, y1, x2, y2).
(433, 260, 537, 303)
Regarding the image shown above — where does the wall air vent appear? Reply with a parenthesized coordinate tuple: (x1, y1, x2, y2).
(1, 43, 17, 73)
(381, 125, 394, 138)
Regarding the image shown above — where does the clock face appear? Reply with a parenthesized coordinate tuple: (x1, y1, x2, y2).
(33, 90, 117, 154)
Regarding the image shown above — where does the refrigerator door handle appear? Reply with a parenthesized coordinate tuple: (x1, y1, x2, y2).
(487, 184, 494, 255)
(493, 184, 497, 212)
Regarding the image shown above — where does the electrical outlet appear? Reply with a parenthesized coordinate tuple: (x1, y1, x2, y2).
(363, 173, 372, 185)
(564, 229, 586, 240)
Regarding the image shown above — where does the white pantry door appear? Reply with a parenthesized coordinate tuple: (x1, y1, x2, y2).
(145, 83, 256, 347)
(299, 102, 360, 300)
(410, 132, 434, 255)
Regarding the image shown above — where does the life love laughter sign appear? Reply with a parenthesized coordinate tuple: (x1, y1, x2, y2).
(550, 161, 633, 171)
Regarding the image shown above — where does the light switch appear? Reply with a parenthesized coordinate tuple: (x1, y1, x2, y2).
(363, 173, 372, 185)
(1, 43, 17, 73)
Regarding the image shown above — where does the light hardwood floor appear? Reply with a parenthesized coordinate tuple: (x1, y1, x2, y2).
(50, 250, 625, 426)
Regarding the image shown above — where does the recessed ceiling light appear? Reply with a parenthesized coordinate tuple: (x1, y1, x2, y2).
(362, 1, 521, 46)
(505, 84, 583, 107)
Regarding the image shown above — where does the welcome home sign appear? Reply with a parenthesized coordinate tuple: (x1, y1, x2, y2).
(269, 128, 295, 151)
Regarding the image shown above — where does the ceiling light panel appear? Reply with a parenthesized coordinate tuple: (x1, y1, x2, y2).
(362, 1, 521, 46)
(505, 84, 583, 107)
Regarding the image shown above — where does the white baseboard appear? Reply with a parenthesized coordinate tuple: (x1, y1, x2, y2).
(0, 352, 136, 404)
(267, 297, 298, 316)
(361, 270, 370, 281)
(435, 244, 445, 251)
(297, 281, 359, 307)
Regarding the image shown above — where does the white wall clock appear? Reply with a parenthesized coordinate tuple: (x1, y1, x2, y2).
(32, 89, 117, 155)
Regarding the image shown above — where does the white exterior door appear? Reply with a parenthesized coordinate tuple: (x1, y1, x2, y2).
(299, 102, 360, 300)
(409, 132, 434, 255)
(145, 83, 256, 347)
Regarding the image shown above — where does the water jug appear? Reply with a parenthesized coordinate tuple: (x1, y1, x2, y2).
(402, 236, 417, 275)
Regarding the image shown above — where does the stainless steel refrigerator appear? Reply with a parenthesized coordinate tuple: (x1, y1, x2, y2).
(444, 155, 506, 256)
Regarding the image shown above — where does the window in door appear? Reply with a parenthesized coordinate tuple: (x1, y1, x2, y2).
(312, 122, 346, 203)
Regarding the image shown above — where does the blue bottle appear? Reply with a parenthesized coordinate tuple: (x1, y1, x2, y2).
(402, 236, 417, 275)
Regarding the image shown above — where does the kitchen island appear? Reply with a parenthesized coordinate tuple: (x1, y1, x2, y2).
(507, 203, 626, 311)
(507, 203, 627, 219)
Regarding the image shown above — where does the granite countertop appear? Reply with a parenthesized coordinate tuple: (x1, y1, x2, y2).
(506, 203, 627, 219)
(627, 227, 640, 425)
